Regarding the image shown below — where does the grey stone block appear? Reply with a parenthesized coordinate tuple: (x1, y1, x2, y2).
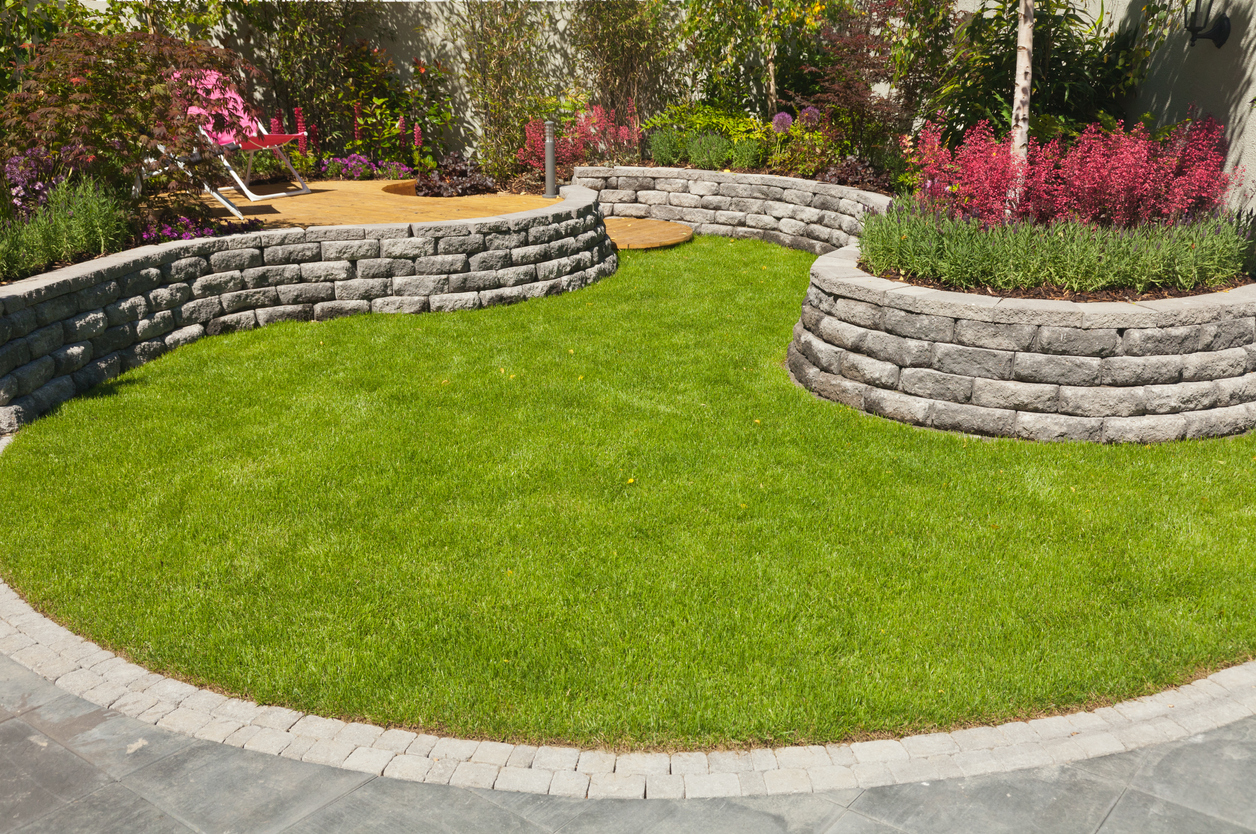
(438, 234, 486, 256)
(713, 211, 746, 227)
(971, 378, 1059, 412)
(192, 272, 245, 299)
(313, 301, 369, 321)
(1207, 316, 1256, 350)
(512, 243, 554, 265)
(243, 264, 303, 288)
(930, 400, 1015, 436)
(729, 198, 767, 215)
(1057, 385, 1147, 418)
(13, 356, 55, 396)
(148, 283, 192, 312)
(429, 292, 481, 312)
(105, 296, 148, 326)
(528, 224, 563, 244)
(1123, 325, 1207, 356)
(1181, 347, 1247, 382)
(1215, 373, 1256, 406)
(63, 311, 107, 342)
(276, 283, 335, 305)
(677, 207, 717, 225)
(263, 243, 322, 266)
(828, 297, 885, 331)
(599, 189, 637, 203)
(165, 324, 205, 348)
(899, 367, 972, 403)
(27, 375, 76, 415)
(1183, 404, 1255, 439)
(205, 311, 258, 335)
(34, 294, 76, 326)
(811, 312, 869, 353)
(322, 239, 380, 261)
(371, 297, 428, 315)
(841, 351, 899, 388)
(335, 279, 391, 302)
(469, 250, 513, 272)
(637, 190, 668, 205)
(164, 257, 208, 283)
(1101, 354, 1182, 386)
(863, 329, 931, 368)
(380, 238, 436, 259)
(795, 329, 844, 375)
(91, 323, 136, 356)
(1014, 412, 1104, 442)
(1144, 380, 1219, 414)
(746, 214, 780, 231)
(76, 280, 120, 313)
(119, 268, 164, 297)
(779, 218, 809, 237)
(27, 323, 63, 359)
(352, 259, 413, 280)
(3, 308, 37, 337)
(485, 232, 528, 251)
(302, 261, 355, 282)
(415, 254, 468, 275)
(0, 339, 30, 378)
(72, 353, 122, 392)
(256, 305, 313, 326)
(121, 337, 168, 370)
(1013, 353, 1102, 386)
(537, 257, 575, 282)
(450, 271, 499, 293)
(497, 265, 538, 287)
(701, 195, 733, 212)
(210, 248, 263, 272)
(689, 180, 720, 197)
(1033, 326, 1120, 357)
(668, 192, 703, 208)
(1102, 414, 1186, 443)
(764, 200, 796, 219)
(1246, 343, 1256, 372)
(393, 275, 449, 297)
(176, 297, 223, 326)
(720, 182, 784, 200)
(934, 343, 1013, 380)
(50, 342, 92, 376)
(359, 223, 412, 239)
(864, 387, 931, 426)
(135, 310, 175, 340)
(221, 288, 280, 314)
(885, 308, 955, 342)
(305, 226, 364, 241)
(987, 297, 1083, 327)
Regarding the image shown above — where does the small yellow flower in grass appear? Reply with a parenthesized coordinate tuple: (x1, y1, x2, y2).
(754, 419, 761, 424)
(510, 374, 516, 379)
(740, 503, 747, 508)
(578, 375, 584, 380)
(627, 478, 635, 484)
(569, 349, 574, 354)
(441, 380, 449, 385)
(500, 368, 505, 373)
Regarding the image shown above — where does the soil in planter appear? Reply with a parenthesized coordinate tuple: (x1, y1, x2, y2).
(864, 264, 1255, 303)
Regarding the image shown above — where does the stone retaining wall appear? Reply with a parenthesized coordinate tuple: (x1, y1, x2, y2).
(572, 166, 890, 255)
(0, 185, 616, 435)
(789, 246, 1256, 443)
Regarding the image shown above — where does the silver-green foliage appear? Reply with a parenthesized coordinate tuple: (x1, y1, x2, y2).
(686, 133, 733, 171)
(861, 202, 1247, 293)
(0, 178, 129, 283)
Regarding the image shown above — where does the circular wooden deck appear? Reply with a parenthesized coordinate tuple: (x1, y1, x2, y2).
(602, 217, 694, 250)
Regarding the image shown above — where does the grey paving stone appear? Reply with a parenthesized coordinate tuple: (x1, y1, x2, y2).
(0, 656, 64, 716)
(11, 782, 193, 834)
(0, 718, 113, 832)
(119, 740, 370, 834)
(1127, 718, 1256, 828)
(1096, 787, 1255, 834)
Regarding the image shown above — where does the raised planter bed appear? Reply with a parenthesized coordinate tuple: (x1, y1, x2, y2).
(0, 186, 616, 435)
(789, 247, 1256, 443)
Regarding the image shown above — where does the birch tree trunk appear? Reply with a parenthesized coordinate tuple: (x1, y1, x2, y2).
(1011, 0, 1034, 160)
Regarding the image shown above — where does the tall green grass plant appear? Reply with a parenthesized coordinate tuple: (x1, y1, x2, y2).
(0, 178, 130, 284)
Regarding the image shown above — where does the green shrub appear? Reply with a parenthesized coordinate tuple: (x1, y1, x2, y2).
(730, 138, 764, 169)
(860, 202, 1247, 293)
(649, 129, 686, 167)
(687, 133, 733, 171)
(0, 178, 129, 283)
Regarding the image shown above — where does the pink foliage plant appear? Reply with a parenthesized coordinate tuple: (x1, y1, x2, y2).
(517, 102, 643, 171)
(908, 117, 1239, 228)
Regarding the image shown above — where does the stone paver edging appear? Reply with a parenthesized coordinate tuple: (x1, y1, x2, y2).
(790, 245, 1256, 443)
(1, 568, 1253, 801)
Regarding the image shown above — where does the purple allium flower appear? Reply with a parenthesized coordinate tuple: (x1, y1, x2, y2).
(772, 112, 793, 134)
(800, 106, 821, 127)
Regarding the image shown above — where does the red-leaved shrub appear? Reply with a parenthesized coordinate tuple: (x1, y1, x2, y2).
(909, 118, 1238, 227)
(516, 103, 642, 171)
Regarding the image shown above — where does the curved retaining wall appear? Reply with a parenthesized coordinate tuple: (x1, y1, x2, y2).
(788, 247, 1256, 443)
(0, 185, 616, 435)
(572, 166, 890, 255)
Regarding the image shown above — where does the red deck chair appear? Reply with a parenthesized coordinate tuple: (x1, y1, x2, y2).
(186, 71, 311, 217)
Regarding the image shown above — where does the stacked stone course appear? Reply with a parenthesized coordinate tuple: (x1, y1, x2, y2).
(0, 186, 616, 435)
(572, 166, 890, 254)
(789, 246, 1256, 442)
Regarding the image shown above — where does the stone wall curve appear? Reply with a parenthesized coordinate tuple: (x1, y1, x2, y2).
(788, 246, 1256, 443)
(572, 166, 890, 255)
(0, 185, 616, 435)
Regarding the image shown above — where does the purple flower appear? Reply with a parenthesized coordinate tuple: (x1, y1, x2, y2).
(800, 106, 821, 127)
(772, 112, 793, 134)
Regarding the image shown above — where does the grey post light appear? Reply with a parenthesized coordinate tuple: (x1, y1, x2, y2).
(1185, 0, 1230, 47)
(544, 120, 557, 198)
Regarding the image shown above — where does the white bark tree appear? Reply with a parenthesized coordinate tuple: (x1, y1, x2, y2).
(1010, 0, 1034, 160)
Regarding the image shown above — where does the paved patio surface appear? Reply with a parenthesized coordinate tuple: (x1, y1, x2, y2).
(4, 655, 1254, 834)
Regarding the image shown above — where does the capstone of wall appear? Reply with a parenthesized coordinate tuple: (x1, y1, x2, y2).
(0, 186, 616, 435)
(572, 166, 891, 255)
(789, 246, 1256, 443)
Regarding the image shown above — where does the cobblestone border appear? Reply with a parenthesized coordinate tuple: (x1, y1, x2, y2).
(0, 185, 616, 436)
(1, 571, 1253, 799)
(572, 165, 890, 255)
(790, 245, 1256, 442)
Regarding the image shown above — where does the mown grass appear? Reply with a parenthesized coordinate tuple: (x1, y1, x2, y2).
(1, 236, 1254, 749)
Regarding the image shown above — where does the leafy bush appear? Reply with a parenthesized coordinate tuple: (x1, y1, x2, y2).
(910, 118, 1236, 227)
(570, 0, 685, 121)
(861, 202, 1247, 293)
(649, 129, 686, 167)
(413, 152, 497, 197)
(518, 118, 590, 172)
(1, 30, 256, 215)
(322, 154, 378, 181)
(137, 215, 263, 246)
(645, 103, 770, 145)
(730, 139, 764, 170)
(0, 178, 129, 283)
(687, 134, 733, 170)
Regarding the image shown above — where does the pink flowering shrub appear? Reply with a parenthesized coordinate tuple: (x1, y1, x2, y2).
(517, 103, 642, 171)
(909, 118, 1238, 227)
(517, 118, 590, 170)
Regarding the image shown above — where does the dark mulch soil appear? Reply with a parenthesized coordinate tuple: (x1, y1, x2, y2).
(863, 264, 1255, 303)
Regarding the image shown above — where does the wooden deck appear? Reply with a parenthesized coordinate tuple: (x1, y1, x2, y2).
(206, 179, 691, 250)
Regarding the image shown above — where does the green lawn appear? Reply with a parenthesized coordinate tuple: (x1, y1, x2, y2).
(1, 236, 1254, 749)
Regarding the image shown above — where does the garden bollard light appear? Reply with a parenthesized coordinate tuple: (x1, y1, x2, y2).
(544, 119, 557, 198)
